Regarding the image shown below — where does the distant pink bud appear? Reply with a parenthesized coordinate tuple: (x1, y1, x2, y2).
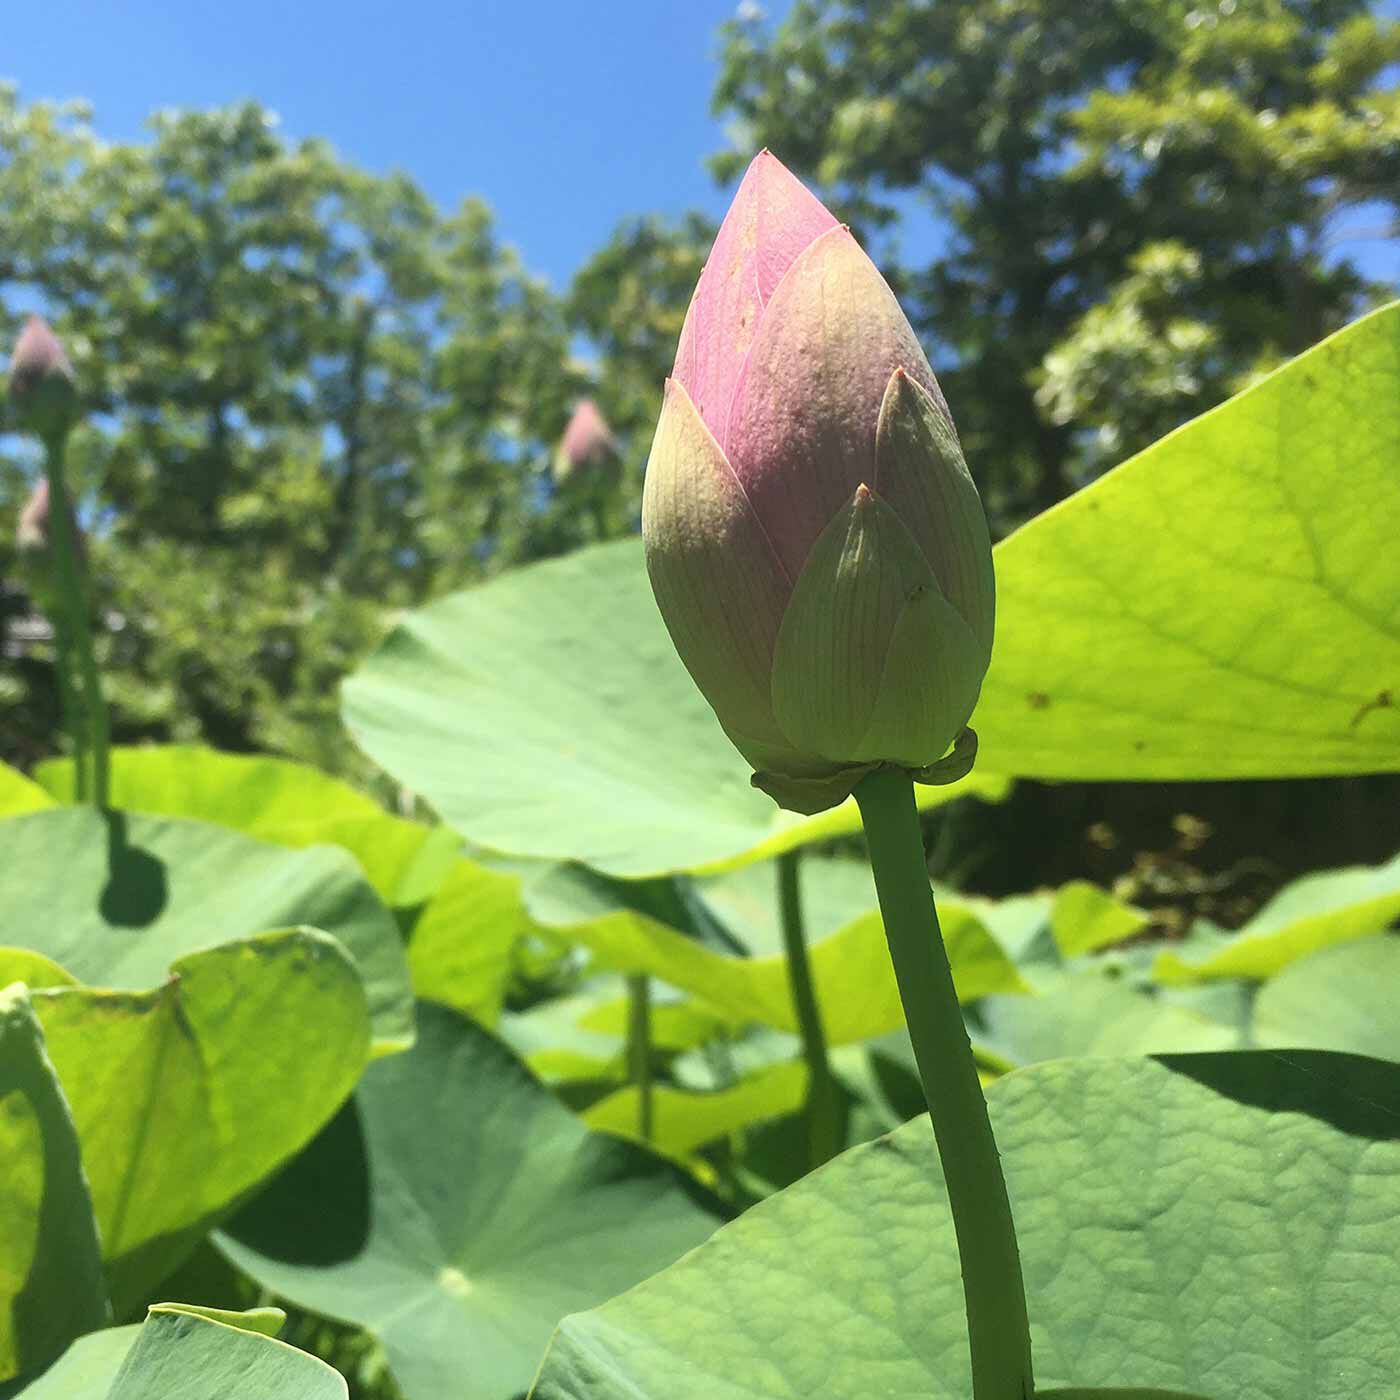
(643, 153, 995, 814)
(8, 316, 79, 443)
(554, 400, 618, 483)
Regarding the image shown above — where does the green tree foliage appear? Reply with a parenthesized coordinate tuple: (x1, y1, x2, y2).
(0, 91, 582, 770)
(712, 0, 1400, 516)
(564, 213, 713, 531)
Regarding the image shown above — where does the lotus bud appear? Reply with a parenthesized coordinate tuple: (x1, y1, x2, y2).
(8, 316, 79, 445)
(553, 399, 618, 484)
(642, 152, 994, 814)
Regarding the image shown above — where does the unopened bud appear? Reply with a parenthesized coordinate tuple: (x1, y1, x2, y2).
(554, 400, 617, 484)
(8, 316, 79, 444)
(642, 153, 994, 814)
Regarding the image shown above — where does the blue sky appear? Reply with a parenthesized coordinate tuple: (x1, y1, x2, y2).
(3, 0, 760, 289)
(3, 0, 1397, 289)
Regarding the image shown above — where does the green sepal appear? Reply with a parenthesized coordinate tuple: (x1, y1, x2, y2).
(750, 760, 877, 815)
(770, 484, 985, 769)
(912, 726, 978, 786)
(874, 368, 995, 660)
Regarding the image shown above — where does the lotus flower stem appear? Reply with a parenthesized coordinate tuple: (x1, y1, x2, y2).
(776, 851, 841, 1168)
(50, 606, 91, 801)
(626, 973, 654, 1142)
(855, 767, 1033, 1400)
(43, 436, 110, 809)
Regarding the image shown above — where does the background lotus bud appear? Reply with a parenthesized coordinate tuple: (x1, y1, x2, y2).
(642, 152, 994, 815)
(553, 399, 618, 484)
(7, 316, 80, 445)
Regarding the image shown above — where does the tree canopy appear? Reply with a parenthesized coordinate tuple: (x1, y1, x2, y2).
(2, 1, 1397, 771)
(712, 0, 1400, 513)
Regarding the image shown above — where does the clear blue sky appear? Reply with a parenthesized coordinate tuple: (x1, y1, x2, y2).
(3, 0, 1397, 289)
(3, 0, 764, 289)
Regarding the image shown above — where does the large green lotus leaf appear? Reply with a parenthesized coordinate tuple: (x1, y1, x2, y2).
(342, 537, 1008, 878)
(0, 986, 108, 1383)
(0, 1325, 136, 1400)
(9, 1305, 344, 1400)
(978, 974, 1240, 1069)
(37, 747, 517, 1015)
(0, 765, 52, 819)
(1153, 849, 1400, 983)
(1253, 935, 1400, 1061)
(217, 1002, 721, 1400)
(0, 806, 413, 1051)
(108, 1305, 346, 1400)
(533, 1051, 1400, 1399)
(3, 930, 370, 1314)
(977, 302, 1400, 781)
(36, 747, 440, 908)
(584, 1061, 809, 1156)
(528, 867, 1026, 1044)
(405, 856, 530, 1027)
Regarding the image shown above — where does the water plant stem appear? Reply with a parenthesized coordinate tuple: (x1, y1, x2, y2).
(626, 973, 654, 1142)
(43, 436, 109, 808)
(49, 607, 90, 801)
(854, 766, 1033, 1400)
(777, 850, 841, 1167)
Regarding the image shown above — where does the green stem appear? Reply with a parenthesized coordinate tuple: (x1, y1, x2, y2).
(42, 437, 109, 808)
(854, 767, 1033, 1400)
(48, 605, 90, 801)
(777, 850, 842, 1167)
(626, 973, 653, 1142)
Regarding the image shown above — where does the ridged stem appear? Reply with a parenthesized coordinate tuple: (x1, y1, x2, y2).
(42, 436, 108, 808)
(776, 850, 842, 1167)
(854, 767, 1033, 1400)
(48, 605, 90, 800)
(626, 973, 653, 1142)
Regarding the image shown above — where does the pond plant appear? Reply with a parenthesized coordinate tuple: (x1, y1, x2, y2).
(2, 152, 1399, 1400)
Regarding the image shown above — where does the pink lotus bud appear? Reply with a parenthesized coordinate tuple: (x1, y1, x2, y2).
(8, 316, 79, 444)
(642, 153, 994, 814)
(554, 399, 618, 483)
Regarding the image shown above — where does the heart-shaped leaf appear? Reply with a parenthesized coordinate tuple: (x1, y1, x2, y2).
(533, 1051, 1400, 1399)
(0, 986, 108, 1383)
(218, 1002, 722, 1400)
(975, 301, 1400, 781)
(2, 930, 370, 1313)
(8, 1305, 344, 1400)
(0, 806, 413, 1052)
(342, 538, 1007, 878)
(35, 746, 442, 910)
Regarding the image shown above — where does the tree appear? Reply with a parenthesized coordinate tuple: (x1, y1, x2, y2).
(712, 0, 1400, 520)
(0, 90, 577, 771)
(563, 213, 714, 534)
